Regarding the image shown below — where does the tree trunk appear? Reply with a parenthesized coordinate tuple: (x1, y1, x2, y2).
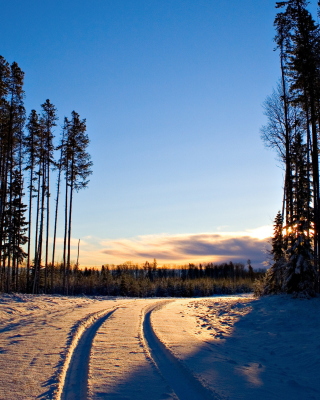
(63, 163, 68, 294)
(52, 130, 65, 293)
(67, 177, 73, 295)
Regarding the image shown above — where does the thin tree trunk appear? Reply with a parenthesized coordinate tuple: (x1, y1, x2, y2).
(36, 156, 46, 294)
(5, 92, 15, 293)
(67, 177, 73, 295)
(33, 162, 41, 294)
(45, 156, 49, 293)
(26, 158, 34, 293)
(63, 164, 68, 294)
(76, 239, 80, 268)
(51, 135, 64, 293)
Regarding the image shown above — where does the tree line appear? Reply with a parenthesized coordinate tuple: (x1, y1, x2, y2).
(260, 0, 320, 296)
(11, 260, 263, 297)
(0, 55, 92, 294)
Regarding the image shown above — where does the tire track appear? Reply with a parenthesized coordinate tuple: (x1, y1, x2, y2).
(142, 303, 219, 400)
(58, 307, 118, 400)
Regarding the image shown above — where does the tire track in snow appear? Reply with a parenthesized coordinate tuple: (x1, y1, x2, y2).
(58, 307, 118, 400)
(142, 303, 218, 400)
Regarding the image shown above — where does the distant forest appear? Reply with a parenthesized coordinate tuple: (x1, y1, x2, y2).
(0, 56, 92, 294)
(10, 260, 264, 297)
(259, 0, 320, 296)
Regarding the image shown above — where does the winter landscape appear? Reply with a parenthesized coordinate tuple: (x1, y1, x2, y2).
(2, 0, 320, 399)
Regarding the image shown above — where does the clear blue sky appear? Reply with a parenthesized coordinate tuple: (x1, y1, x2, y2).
(3, 0, 318, 267)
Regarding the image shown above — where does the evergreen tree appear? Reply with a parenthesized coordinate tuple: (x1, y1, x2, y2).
(33, 121, 45, 294)
(263, 212, 286, 295)
(283, 131, 316, 295)
(10, 169, 28, 291)
(64, 111, 92, 294)
(40, 100, 57, 292)
(2, 61, 25, 292)
(51, 119, 67, 292)
(25, 110, 40, 292)
(276, 0, 320, 273)
(261, 2, 320, 295)
(0, 57, 10, 281)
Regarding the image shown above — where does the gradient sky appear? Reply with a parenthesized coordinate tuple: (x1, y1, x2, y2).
(3, 0, 317, 268)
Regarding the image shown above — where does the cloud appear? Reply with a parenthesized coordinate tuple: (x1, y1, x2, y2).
(100, 232, 271, 268)
(48, 227, 272, 268)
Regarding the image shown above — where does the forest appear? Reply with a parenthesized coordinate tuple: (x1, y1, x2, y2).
(0, 57, 92, 294)
(5, 259, 264, 297)
(258, 0, 320, 296)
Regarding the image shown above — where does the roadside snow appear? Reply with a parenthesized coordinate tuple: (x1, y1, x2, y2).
(152, 294, 320, 400)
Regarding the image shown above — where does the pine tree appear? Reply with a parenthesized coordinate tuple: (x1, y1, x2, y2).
(263, 212, 286, 294)
(40, 100, 57, 292)
(276, 0, 320, 276)
(283, 131, 316, 296)
(25, 110, 40, 292)
(3, 62, 25, 292)
(64, 111, 92, 294)
(0, 57, 10, 287)
(10, 169, 28, 291)
(275, 10, 294, 232)
(51, 119, 67, 292)
(33, 122, 45, 294)
(261, 2, 320, 294)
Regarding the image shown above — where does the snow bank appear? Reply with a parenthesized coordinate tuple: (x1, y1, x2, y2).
(152, 294, 320, 399)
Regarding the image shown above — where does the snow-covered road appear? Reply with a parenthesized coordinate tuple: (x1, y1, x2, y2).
(61, 307, 118, 400)
(0, 294, 319, 400)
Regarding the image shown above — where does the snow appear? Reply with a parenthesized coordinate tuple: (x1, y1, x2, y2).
(0, 293, 319, 399)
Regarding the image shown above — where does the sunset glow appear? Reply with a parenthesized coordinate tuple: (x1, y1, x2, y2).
(58, 226, 272, 268)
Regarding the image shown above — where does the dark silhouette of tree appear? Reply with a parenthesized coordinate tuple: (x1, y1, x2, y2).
(25, 110, 40, 292)
(0, 55, 94, 294)
(261, 1, 320, 295)
(276, 0, 320, 270)
(63, 111, 92, 294)
(10, 169, 28, 291)
(41, 100, 57, 292)
(0, 57, 11, 287)
(263, 212, 286, 294)
(51, 118, 67, 292)
(1, 61, 26, 292)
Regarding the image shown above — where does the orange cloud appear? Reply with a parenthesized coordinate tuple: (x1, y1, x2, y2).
(99, 232, 271, 268)
(51, 228, 271, 268)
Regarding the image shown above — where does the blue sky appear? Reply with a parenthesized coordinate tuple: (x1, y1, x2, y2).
(3, 0, 317, 267)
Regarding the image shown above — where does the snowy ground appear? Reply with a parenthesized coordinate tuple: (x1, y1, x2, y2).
(0, 294, 319, 400)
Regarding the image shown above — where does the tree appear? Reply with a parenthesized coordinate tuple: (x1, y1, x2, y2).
(1, 61, 25, 292)
(10, 169, 28, 291)
(25, 110, 40, 292)
(263, 212, 286, 295)
(275, 10, 294, 232)
(41, 100, 57, 292)
(261, 2, 320, 295)
(260, 82, 301, 231)
(51, 118, 67, 292)
(63, 111, 92, 294)
(276, 0, 320, 275)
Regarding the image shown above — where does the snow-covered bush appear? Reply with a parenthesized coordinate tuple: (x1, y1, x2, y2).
(259, 212, 318, 297)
